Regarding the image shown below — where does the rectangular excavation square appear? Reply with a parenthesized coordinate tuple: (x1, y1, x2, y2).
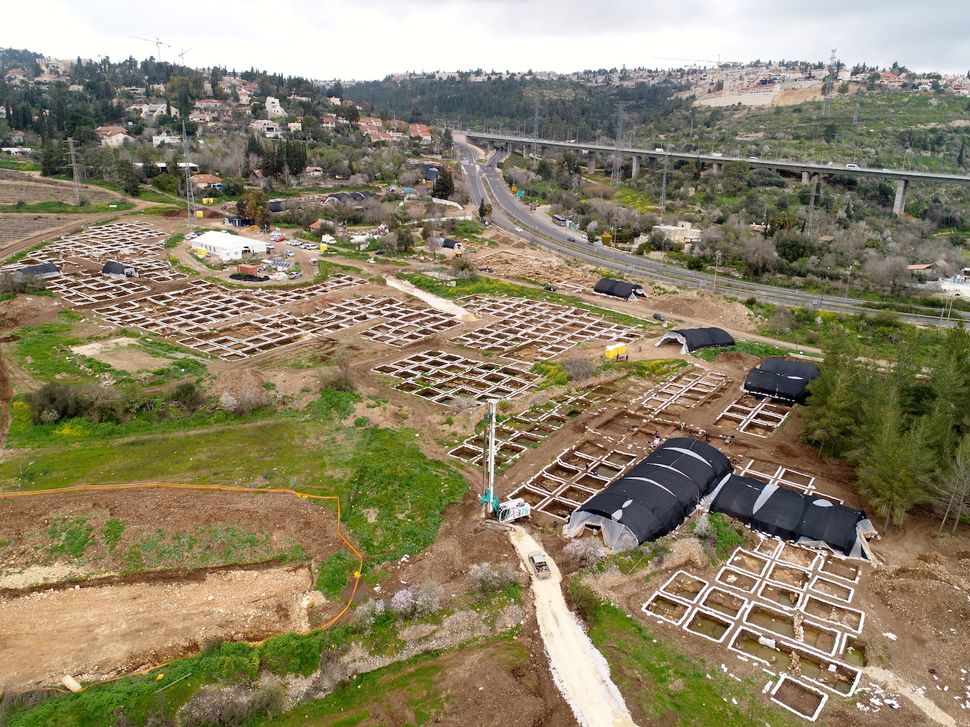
(683, 608, 734, 643)
(727, 549, 771, 577)
(777, 543, 821, 570)
(770, 675, 828, 722)
(699, 587, 748, 619)
(819, 558, 861, 583)
(660, 571, 708, 603)
(715, 396, 792, 437)
(801, 595, 865, 633)
(642, 593, 691, 625)
(715, 566, 760, 594)
(808, 576, 854, 604)
(765, 562, 812, 590)
(743, 603, 840, 656)
(757, 581, 803, 611)
(637, 368, 730, 416)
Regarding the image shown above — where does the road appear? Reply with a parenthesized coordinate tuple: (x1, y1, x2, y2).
(507, 526, 637, 727)
(461, 131, 970, 186)
(455, 136, 967, 328)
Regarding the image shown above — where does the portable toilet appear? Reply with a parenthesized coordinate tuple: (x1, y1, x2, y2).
(605, 343, 628, 361)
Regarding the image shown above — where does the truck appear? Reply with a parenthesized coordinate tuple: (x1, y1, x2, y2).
(528, 552, 551, 579)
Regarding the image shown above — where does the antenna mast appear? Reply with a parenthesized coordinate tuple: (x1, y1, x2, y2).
(181, 120, 195, 227)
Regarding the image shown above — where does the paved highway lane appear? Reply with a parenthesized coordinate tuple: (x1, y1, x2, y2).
(454, 137, 965, 328)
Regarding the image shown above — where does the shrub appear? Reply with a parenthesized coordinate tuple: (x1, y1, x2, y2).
(178, 676, 285, 726)
(26, 382, 88, 424)
(218, 392, 238, 413)
(319, 354, 355, 393)
(468, 561, 516, 594)
(168, 381, 205, 411)
(390, 587, 416, 617)
(259, 633, 324, 677)
(560, 357, 598, 382)
(412, 582, 444, 616)
(352, 597, 386, 627)
(564, 538, 606, 568)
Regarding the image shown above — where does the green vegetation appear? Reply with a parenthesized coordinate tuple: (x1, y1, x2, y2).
(162, 233, 185, 249)
(46, 516, 94, 559)
(102, 518, 125, 551)
(314, 551, 358, 598)
(801, 326, 970, 530)
(694, 340, 804, 362)
(0, 200, 133, 213)
(579, 596, 803, 727)
(531, 360, 568, 389)
(707, 513, 745, 561)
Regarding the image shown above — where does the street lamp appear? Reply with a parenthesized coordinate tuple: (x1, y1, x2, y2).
(713, 250, 723, 291)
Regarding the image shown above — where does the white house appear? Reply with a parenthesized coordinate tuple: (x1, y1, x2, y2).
(192, 231, 268, 261)
(152, 132, 182, 147)
(265, 96, 286, 118)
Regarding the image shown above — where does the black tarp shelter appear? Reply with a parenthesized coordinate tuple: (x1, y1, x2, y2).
(657, 327, 735, 354)
(743, 357, 820, 404)
(594, 277, 644, 300)
(564, 438, 731, 551)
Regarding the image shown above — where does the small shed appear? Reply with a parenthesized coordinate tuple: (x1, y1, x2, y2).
(237, 263, 260, 276)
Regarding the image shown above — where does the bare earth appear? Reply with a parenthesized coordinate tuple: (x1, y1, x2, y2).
(0, 564, 313, 686)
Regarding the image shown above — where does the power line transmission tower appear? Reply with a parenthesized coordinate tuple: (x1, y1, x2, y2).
(610, 103, 626, 185)
(659, 153, 670, 220)
(852, 91, 861, 125)
(806, 174, 818, 236)
(66, 137, 84, 207)
(532, 98, 540, 156)
(821, 49, 838, 118)
(181, 120, 196, 227)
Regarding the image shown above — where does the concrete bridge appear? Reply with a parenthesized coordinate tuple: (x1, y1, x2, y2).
(462, 130, 970, 217)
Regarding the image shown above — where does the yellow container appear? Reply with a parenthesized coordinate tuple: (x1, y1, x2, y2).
(605, 343, 627, 360)
(195, 210, 204, 218)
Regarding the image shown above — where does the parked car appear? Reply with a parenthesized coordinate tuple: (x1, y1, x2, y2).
(653, 312, 667, 322)
(567, 236, 577, 243)
(185, 231, 198, 240)
(270, 231, 286, 242)
(846, 163, 860, 170)
(543, 284, 557, 292)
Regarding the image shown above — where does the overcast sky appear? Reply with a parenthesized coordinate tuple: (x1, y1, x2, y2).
(6, 0, 969, 81)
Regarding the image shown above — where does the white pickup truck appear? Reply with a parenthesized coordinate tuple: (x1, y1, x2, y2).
(528, 552, 551, 580)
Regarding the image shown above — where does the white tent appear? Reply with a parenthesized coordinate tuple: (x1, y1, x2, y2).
(193, 231, 268, 261)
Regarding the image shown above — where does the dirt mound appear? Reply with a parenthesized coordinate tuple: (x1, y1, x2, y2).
(652, 289, 755, 332)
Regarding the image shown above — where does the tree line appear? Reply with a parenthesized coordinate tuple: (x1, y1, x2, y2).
(802, 326, 970, 532)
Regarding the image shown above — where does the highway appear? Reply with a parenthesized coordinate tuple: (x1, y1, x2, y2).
(455, 137, 968, 327)
(462, 131, 970, 186)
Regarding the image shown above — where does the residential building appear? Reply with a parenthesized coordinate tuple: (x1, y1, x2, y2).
(265, 96, 286, 118)
(409, 123, 433, 144)
(251, 119, 282, 138)
(320, 116, 336, 129)
(95, 125, 130, 148)
(287, 121, 303, 133)
(152, 132, 182, 148)
(189, 173, 224, 192)
(653, 221, 703, 245)
(128, 103, 178, 121)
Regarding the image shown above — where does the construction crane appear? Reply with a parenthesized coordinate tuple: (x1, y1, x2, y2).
(479, 400, 531, 524)
(130, 34, 171, 61)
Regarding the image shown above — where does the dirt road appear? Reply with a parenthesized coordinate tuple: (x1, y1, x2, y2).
(508, 526, 636, 727)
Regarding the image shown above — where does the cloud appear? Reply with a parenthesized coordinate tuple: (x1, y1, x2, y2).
(9, 0, 969, 79)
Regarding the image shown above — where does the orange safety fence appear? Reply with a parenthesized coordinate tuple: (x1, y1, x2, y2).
(0, 482, 364, 694)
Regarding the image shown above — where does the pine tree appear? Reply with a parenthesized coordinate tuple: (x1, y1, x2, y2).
(432, 169, 454, 199)
(935, 432, 970, 533)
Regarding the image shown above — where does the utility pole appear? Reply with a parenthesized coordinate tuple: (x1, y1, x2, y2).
(66, 137, 84, 207)
(659, 152, 670, 220)
(713, 250, 723, 291)
(532, 98, 540, 157)
(181, 120, 195, 227)
(610, 102, 626, 185)
(806, 174, 818, 236)
(852, 91, 861, 125)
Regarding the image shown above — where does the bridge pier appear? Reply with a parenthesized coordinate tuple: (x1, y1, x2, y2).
(648, 156, 658, 173)
(802, 171, 810, 184)
(710, 162, 720, 174)
(631, 155, 640, 180)
(587, 153, 596, 173)
(893, 179, 908, 217)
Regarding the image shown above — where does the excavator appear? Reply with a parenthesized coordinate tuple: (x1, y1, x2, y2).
(478, 400, 531, 524)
